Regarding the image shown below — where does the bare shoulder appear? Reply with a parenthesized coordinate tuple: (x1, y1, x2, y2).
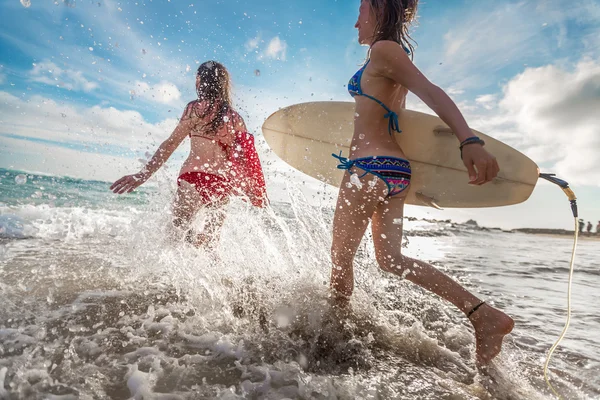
(370, 41, 410, 65)
(181, 99, 208, 121)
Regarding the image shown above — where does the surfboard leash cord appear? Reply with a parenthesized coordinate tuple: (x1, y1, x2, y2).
(538, 173, 579, 400)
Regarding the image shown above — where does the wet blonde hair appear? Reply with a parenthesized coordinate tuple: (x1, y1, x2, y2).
(367, 0, 418, 57)
(193, 60, 232, 135)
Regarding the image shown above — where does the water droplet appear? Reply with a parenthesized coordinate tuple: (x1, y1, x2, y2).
(349, 173, 363, 189)
(359, 133, 365, 140)
(15, 174, 27, 185)
(20, 0, 31, 7)
(393, 218, 403, 225)
(254, 69, 261, 76)
(380, 234, 387, 239)
(298, 353, 308, 368)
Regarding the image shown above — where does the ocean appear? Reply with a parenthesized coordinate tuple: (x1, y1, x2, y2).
(0, 167, 599, 400)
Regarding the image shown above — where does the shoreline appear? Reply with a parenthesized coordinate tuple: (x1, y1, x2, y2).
(511, 228, 600, 241)
(411, 217, 600, 241)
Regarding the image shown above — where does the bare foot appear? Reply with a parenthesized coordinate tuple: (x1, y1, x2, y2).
(327, 292, 353, 322)
(328, 289, 352, 311)
(469, 303, 515, 365)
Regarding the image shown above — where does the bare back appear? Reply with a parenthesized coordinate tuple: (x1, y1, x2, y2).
(179, 100, 247, 178)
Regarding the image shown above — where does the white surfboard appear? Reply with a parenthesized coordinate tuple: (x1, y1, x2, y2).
(262, 101, 539, 208)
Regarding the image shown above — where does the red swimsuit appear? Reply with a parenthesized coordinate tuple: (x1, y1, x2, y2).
(177, 131, 268, 207)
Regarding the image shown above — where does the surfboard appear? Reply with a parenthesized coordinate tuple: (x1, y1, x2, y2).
(261, 101, 539, 208)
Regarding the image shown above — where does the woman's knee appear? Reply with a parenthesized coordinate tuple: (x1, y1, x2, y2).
(375, 249, 409, 274)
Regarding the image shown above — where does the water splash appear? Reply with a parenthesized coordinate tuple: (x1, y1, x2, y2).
(0, 178, 596, 398)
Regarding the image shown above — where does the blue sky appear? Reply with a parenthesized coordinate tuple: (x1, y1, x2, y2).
(1, 0, 599, 229)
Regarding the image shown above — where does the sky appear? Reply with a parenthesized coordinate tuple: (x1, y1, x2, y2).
(0, 0, 599, 230)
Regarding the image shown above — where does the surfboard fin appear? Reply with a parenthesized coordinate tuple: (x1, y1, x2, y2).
(416, 192, 443, 210)
(433, 126, 454, 136)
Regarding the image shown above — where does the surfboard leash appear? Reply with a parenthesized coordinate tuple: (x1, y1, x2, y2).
(538, 173, 579, 400)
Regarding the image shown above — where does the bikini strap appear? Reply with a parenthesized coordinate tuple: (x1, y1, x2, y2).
(359, 93, 402, 136)
(332, 152, 355, 170)
(384, 110, 401, 135)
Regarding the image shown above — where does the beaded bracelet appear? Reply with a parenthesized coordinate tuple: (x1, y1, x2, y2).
(460, 136, 485, 159)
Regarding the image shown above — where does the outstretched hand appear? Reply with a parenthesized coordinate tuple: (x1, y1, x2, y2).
(110, 172, 149, 194)
(461, 144, 500, 185)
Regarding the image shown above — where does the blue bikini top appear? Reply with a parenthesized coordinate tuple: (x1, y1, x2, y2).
(348, 46, 410, 135)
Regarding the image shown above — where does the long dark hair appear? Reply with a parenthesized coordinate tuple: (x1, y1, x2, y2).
(368, 0, 418, 57)
(190, 61, 233, 135)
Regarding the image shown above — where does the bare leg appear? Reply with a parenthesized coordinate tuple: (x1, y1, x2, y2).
(171, 181, 203, 242)
(192, 206, 227, 250)
(371, 195, 514, 365)
(171, 180, 230, 250)
(330, 169, 388, 306)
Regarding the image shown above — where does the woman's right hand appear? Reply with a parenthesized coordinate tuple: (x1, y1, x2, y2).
(110, 172, 150, 194)
(461, 144, 500, 185)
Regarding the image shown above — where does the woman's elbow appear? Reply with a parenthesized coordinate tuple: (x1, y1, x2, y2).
(423, 85, 450, 112)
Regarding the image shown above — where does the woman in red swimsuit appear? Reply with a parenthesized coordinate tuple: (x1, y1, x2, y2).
(110, 61, 268, 247)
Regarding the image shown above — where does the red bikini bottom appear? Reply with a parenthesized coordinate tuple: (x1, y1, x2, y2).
(177, 172, 232, 206)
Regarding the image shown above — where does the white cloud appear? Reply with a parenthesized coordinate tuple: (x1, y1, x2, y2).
(0, 2, 195, 108)
(475, 94, 498, 110)
(264, 37, 287, 61)
(496, 58, 600, 185)
(29, 60, 98, 92)
(427, 0, 600, 91)
(245, 35, 261, 51)
(408, 55, 600, 187)
(444, 36, 466, 58)
(131, 80, 182, 105)
(446, 87, 465, 96)
(0, 135, 140, 182)
(0, 91, 178, 150)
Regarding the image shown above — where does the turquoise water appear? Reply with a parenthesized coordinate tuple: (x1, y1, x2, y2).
(0, 168, 151, 209)
(0, 168, 599, 399)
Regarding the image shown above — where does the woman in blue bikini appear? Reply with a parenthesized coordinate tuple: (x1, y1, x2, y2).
(330, 0, 514, 365)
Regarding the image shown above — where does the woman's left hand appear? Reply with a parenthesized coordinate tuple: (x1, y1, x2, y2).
(461, 144, 500, 185)
(110, 172, 150, 194)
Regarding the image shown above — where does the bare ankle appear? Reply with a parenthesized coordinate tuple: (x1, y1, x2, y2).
(467, 300, 486, 320)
